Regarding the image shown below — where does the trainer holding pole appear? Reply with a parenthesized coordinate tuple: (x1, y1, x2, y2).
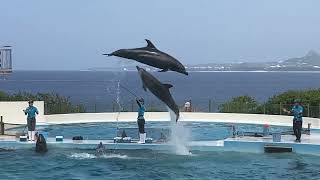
(23, 100, 39, 141)
(119, 84, 146, 143)
(136, 97, 146, 144)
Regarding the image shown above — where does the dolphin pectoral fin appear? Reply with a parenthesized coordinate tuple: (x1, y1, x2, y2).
(163, 83, 173, 89)
(145, 39, 157, 49)
(158, 69, 168, 73)
(142, 84, 147, 92)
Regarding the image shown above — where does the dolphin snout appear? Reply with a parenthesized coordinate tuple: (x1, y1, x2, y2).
(102, 53, 112, 56)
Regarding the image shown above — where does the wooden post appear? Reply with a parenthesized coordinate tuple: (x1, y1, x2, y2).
(307, 104, 310, 117)
(307, 123, 311, 135)
(44, 102, 47, 115)
(208, 99, 212, 112)
(94, 103, 97, 113)
(0, 116, 4, 135)
(232, 124, 236, 138)
(131, 100, 134, 112)
(279, 103, 282, 115)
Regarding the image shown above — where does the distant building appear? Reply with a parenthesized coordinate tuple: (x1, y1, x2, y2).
(0, 46, 12, 74)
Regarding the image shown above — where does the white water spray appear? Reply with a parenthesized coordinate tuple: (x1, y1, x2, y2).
(115, 81, 122, 135)
(69, 153, 137, 160)
(167, 107, 192, 155)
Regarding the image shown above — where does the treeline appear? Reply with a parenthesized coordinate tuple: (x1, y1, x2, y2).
(219, 89, 320, 118)
(2, 89, 320, 117)
(0, 90, 85, 114)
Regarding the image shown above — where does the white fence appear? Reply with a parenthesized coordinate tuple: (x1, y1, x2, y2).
(0, 101, 319, 129)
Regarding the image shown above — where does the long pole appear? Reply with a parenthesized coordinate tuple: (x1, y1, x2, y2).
(22, 125, 27, 135)
(119, 84, 138, 98)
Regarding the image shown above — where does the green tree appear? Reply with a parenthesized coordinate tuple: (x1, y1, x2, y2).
(263, 89, 320, 117)
(0, 90, 9, 101)
(219, 95, 260, 113)
(0, 90, 86, 114)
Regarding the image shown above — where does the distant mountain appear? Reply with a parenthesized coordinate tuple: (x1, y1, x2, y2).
(90, 50, 320, 72)
(284, 50, 320, 65)
(186, 50, 320, 71)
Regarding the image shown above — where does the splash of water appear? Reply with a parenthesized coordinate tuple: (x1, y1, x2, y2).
(70, 153, 96, 159)
(167, 107, 192, 155)
(69, 153, 131, 160)
(116, 81, 122, 114)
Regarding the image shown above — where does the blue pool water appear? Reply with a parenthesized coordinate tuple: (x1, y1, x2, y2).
(38, 122, 291, 141)
(2, 122, 320, 180)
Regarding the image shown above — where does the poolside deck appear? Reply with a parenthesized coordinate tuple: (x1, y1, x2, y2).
(224, 134, 320, 156)
(1, 133, 320, 156)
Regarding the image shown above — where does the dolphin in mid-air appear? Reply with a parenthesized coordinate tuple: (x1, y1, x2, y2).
(136, 66, 180, 122)
(103, 39, 188, 75)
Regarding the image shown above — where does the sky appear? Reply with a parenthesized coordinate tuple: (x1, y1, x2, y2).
(1, 0, 320, 70)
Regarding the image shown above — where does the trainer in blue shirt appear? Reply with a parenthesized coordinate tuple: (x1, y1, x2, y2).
(284, 99, 303, 142)
(23, 100, 39, 141)
(136, 97, 146, 143)
(292, 104, 303, 122)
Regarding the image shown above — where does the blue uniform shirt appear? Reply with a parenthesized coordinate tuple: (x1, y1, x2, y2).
(25, 106, 39, 119)
(291, 105, 303, 121)
(138, 106, 145, 117)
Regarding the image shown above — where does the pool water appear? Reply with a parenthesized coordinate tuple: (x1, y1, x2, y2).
(2, 122, 320, 180)
(38, 122, 292, 141)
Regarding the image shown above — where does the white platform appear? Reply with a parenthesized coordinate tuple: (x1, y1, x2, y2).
(1, 134, 320, 156)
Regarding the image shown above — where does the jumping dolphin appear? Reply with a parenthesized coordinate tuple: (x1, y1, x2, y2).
(136, 66, 180, 122)
(35, 134, 48, 153)
(103, 39, 188, 75)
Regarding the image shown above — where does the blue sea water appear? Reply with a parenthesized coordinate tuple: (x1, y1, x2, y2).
(2, 122, 320, 180)
(0, 71, 320, 112)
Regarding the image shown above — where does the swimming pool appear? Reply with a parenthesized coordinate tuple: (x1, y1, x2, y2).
(36, 122, 292, 141)
(2, 122, 320, 180)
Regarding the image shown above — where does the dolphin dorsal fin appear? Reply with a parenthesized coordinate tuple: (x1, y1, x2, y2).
(145, 39, 157, 49)
(163, 83, 173, 89)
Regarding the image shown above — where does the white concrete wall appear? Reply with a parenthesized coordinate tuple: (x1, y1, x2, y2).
(44, 112, 169, 124)
(0, 101, 45, 124)
(0, 102, 319, 129)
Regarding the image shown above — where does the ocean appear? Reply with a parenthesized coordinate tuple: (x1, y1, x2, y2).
(0, 71, 320, 112)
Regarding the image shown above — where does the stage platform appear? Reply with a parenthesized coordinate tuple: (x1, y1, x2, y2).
(1, 133, 320, 156)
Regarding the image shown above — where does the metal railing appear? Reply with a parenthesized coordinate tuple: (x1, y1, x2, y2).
(43, 99, 320, 118)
